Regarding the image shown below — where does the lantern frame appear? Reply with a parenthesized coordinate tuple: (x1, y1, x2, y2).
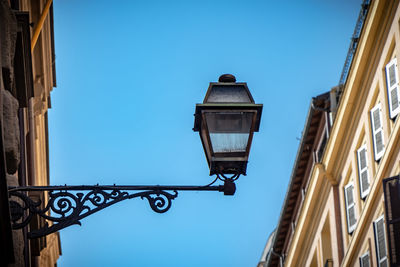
(193, 78, 262, 176)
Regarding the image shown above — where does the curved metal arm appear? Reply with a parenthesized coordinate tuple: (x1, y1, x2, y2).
(8, 179, 237, 239)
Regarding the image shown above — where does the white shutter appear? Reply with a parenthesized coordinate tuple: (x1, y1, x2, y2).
(359, 251, 370, 267)
(357, 145, 370, 199)
(374, 216, 388, 267)
(344, 183, 357, 233)
(385, 58, 400, 119)
(370, 103, 385, 161)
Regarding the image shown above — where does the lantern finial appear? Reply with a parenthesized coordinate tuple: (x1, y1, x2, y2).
(218, 74, 236, 83)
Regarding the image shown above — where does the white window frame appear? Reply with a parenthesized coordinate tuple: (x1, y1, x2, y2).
(359, 251, 370, 267)
(370, 103, 385, 161)
(373, 215, 388, 267)
(344, 182, 357, 233)
(357, 145, 370, 199)
(385, 58, 400, 119)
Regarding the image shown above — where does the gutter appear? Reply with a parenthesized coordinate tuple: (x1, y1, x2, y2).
(31, 0, 53, 52)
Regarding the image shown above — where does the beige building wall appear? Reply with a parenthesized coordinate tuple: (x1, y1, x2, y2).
(263, 0, 400, 266)
(334, 0, 400, 265)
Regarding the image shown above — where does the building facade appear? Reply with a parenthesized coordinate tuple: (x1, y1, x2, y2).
(261, 0, 400, 266)
(0, 0, 60, 266)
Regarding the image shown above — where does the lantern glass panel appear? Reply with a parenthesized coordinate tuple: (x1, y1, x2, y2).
(204, 112, 253, 153)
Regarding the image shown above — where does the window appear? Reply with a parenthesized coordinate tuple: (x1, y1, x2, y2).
(374, 215, 388, 267)
(344, 182, 357, 233)
(359, 251, 370, 267)
(357, 145, 370, 199)
(385, 58, 400, 119)
(370, 103, 385, 161)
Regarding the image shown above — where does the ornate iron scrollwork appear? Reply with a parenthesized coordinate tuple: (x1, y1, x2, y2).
(8, 179, 233, 239)
(8, 187, 178, 239)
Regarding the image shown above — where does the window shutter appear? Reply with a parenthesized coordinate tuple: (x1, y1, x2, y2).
(370, 104, 385, 161)
(382, 176, 400, 266)
(385, 58, 400, 119)
(357, 145, 370, 199)
(344, 183, 357, 233)
(374, 216, 388, 267)
(359, 252, 370, 267)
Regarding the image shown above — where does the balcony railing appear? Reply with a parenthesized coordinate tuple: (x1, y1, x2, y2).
(338, 0, 371, 86)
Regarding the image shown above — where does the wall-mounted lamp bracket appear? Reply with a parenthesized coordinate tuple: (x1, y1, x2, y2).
(8, 176, 238, 239)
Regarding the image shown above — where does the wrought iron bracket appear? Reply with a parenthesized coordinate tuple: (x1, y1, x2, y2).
(8, 178, 237, 239)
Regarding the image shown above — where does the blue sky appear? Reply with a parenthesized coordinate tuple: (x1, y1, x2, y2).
(50, 0, 361, 266)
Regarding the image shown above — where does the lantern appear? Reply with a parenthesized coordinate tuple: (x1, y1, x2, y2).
(193, 74, 262, 176)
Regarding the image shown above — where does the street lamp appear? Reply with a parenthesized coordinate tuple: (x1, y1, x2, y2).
(194, 74, 262, 177)
(8, 74, 262, 239)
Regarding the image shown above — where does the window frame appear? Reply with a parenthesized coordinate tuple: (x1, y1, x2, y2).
(373, 215, 388, 267)
(357, 144, 370, 199)
(385, 58, 400, 119)
(344, 182, 357, 234)
(370, 103, 385, 161)
(359, 251, 370, 267)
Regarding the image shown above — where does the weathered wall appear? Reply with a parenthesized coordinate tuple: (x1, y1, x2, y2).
(2, 89, 20, 174)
